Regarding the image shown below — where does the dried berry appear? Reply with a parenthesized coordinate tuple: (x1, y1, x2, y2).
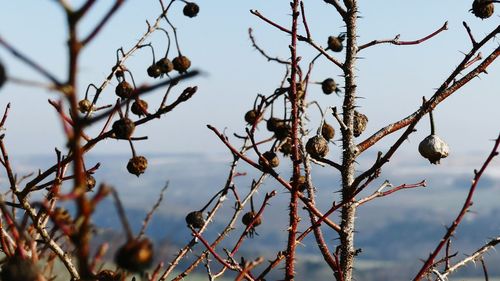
(244, 109, 259, 124)
(327, 34, 345, 52)
(185, 211, 205, 229)
(115, 81, 134, 99)
(127, 156, 148, 177)
(86, 174, 96, 191)
(291, 175, 308, 192)
(306, 135, 329, 159)
(131, 99, 149, 116)
(471, 0, 494, 19)
(259, 151, 280, 168)
(78, 99, 93, 114)
(115, 238, 154, 272)
(112, 65, 126, 79)
(279, 138, 293, 156)
(96, 269, 122, 281)
(274, 123, 291, 141)
(183, 2, 200, 18)
(353, 111, 368, 137)
(52, 207, 72, 225)
(0, 61, 6, 89)
(242, 211, 262, 227)
(156, 57, 174, 74)
(112, 118, 135, 139)
(322, 123, 335, 141)
(321, 78, 339, 95)
(172, 55, 191, 73)
(0, 255, 40, 281)
(266, 117, 283, 132)
(147, 64, 162, 78)
(418, 134, 450, 164)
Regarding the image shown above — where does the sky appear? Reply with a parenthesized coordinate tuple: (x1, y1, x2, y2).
(0, 0, 498, 163)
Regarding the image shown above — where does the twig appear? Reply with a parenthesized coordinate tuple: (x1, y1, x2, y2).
(248, 28, 290, 64)
(138, 183, 168, 238)
(355, 180, 426, 206)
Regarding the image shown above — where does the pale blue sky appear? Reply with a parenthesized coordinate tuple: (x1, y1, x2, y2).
(0, 1, 498, 162)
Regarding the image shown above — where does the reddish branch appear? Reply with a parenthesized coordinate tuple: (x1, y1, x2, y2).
(412, 133, 500, 280)
(358, 21, 448, 51)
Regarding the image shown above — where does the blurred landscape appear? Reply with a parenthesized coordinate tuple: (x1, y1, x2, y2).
(9, 150, 500, 280)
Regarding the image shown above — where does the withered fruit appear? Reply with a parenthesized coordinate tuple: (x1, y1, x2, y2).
(115, 238, 154, 272)
(267, 117, 283, 132)
(115, 81, 134, 99)
(418, 134, 450, 164)
(306, 135, 329, 159)
(353, 111, 368, 137)
(185, 211, 205, 229)
(156, 57, 174, 74)
(172, 55, 191, 73)
(52, 207, 72, 225)
(127, 156, 148, 177)
(244, 109, 259, 124)
(259, 151, 280, 168)
(274, 123, 291, 141)
(242, 211, 262, 227)
(78, 99, 93, 114)
(95, 269, 122, 281)
(291, 175, 308, 192)
(321, 78, 339, 95)
(322, 123, 335, 141)
(327, 34, 345, 52)
(279, 138, 293, 156)
(112, 118, 135, 139)
(0, 255, 40, 281)
(183, 2, 200, 18)
(131, 99, 149, 116)
(471, 0, 494, 19)
(86, 174, 96, 191)
(147, 64, 162, 78)
(0, 61, 6, 89)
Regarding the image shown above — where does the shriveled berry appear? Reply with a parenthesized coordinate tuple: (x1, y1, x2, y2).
(353, 111, 368, 137)
(131, 99, 148, 116)
(156, 57, 174, 74)
(127, 156, 148, 177)
(327, 34, 345, 52)
(418, 134, 450, 164)
(115, 81, 134, 99)
(471, 0, 494, 19)
(115, 238, 154, 272)
(147, 64, 162, 78)
(0, 61, 6, 89)
(86, 174, 96, 191)
(306, 135, 329, 159)
(112, 118, 135, 139)
(172, 55, 191, 73)
(186, 211, 205, 229)
(78, 99, 93, 113)
(321, 78, 339, 95)
(183, 2, 200, 18)
(290, 175, 308, 192)
(274, 123, 291, 141)
(259, 151, 280, 168)
(244, 109, 259, 124)
(279, 138, 293, 156)
(242, 211, 261, 227)
(267, 117, 283, 132)
(0, 255, 40, 281)
(322, 123, 335, 141)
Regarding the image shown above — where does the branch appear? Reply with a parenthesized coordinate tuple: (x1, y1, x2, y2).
(355, 180, 426, 206)
(81, 0, 125, 46)
(358, 21, 448, 51)
(248, 28, 290, 65)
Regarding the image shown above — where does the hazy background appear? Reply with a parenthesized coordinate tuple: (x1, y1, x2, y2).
(0, 1, 499, 280)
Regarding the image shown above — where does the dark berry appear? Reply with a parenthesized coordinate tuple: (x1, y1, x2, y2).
(259, 151, 280, 168)
(127, 156, 148, 177)
(306, 135, 329, 159)
(78, 99, 93, 113)
(266, 117, 283, 132)
(147, 64, 162, 78)
(112, 118, 135, 139)
(471, 0, 494, 19)
(86, 174, 96, 191)
(321, 123, 335, 141)
(327, 34, 345, 52)
(274, 123, 291, 141)
(156, 57, 174, 74)
(321, 78, 338, 95)
(172, 55, 191, 73)
(131, 99, 148, 116)
(244, 109, 259, 124)
(115, 81, 134, 99)
(279, 138, 293, 156)
(183, 2, 200, 17)
(353, 111, 368, 137)
(185, 211, 205, 229)
(115, 238, 154, 272)
(242, 211, 261, 227)
(96, 269, 122, 281)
